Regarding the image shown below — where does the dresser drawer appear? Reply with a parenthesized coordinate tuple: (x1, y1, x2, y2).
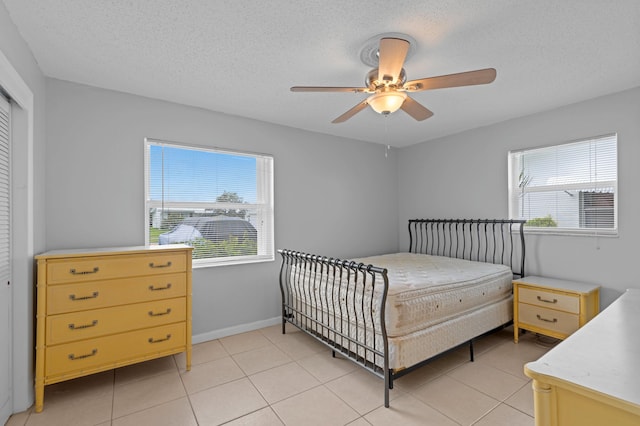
(47, 273, 186, 314)
(518, 303, 580, 336)
(45, 322, 186, 378)
(519, 287, 579, 313)
(46, 297, 186, 345)
(46, 252, 187, 285)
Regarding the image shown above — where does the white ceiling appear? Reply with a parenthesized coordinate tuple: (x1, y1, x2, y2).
(3, 0, 640, 147)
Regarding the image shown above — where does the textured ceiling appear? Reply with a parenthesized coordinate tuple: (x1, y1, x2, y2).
(3, 0, 640, 147)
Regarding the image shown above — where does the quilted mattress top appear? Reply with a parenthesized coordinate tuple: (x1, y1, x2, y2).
(353, 253, 513, 336)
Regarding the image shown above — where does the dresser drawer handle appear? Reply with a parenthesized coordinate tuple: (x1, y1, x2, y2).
(148, 283, 172, 291)
(68, 349, 98, 360)
(536, 314, 558, 324)
(148, 334, 172, 344)
(68, 320, 98, 330)
(148, 308, 172, 317)
(69, 267, 99, 275)
(149, 261, 172, 269)
(537, 295, 558, 304)
(69, 292, 99, 301)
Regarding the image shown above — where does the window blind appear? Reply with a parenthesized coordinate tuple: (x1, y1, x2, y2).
(0, 94, 9, 284)
(508, 134, 617, 234)
(144, 138, 274, 266)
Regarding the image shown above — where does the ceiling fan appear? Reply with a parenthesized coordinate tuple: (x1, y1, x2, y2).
(291, 35, 496, 123)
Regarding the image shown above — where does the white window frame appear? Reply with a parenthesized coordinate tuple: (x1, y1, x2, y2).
(508, 134, 618, 237)
(144, 138, 275, 267)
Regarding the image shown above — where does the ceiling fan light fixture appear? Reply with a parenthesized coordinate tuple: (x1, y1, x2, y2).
(367, 90, 407, 115)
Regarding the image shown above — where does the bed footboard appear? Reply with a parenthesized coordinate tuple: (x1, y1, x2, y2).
(278, 249, 391, 406)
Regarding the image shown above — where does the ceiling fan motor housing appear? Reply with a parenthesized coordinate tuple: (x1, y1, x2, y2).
(366, 68, 407, 90)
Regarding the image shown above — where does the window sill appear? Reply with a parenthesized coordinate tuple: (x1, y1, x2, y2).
(192, 254, 275, 269)
(522, 227, 618, 237)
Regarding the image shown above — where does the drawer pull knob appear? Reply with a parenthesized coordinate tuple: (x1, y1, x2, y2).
(148, 334, 172, 344)
(149, 261, 172, 269)
(537, 295, 558, 304)
(536, 314, 558, 324)
(149, 283, 172, 291)
(68, 320, 98, 330)
(69, 292, 99, 301)
(70, 267, 99, 275)
(148, 308, 172, 317)
(68, 349, 98, 360)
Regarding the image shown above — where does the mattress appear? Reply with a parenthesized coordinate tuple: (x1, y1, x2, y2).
(352, 253, 513, 337)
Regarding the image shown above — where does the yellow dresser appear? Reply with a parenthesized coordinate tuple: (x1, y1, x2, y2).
(34, 245, 193, 413)
(525, 289, 640, 425)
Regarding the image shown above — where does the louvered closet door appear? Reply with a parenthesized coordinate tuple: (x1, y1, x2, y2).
(0, 93, 11, 423)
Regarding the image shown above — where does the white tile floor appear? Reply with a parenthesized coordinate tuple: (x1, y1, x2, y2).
(6, 325, 556, 426)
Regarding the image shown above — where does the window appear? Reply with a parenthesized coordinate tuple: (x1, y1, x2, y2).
(508, 134, 617, 235)
(145, 139, 274, 266)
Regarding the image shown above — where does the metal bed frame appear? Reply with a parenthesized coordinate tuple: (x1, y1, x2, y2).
(278, 218, 526, 408)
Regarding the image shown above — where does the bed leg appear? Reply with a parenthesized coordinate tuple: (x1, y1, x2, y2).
(332, 350, 336, 358)
(385, 370, 390, 408)
(469, 339, 475, 362)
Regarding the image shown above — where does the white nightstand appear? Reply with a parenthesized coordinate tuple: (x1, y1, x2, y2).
(513, 276, 600, 343)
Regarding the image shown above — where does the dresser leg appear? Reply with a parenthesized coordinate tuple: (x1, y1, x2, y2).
(34, 383, 44, 413)
(531, 379, 553, 426)
(34, 339, 45, 412)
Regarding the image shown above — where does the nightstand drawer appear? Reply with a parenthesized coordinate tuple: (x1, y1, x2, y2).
(46, 297, 186, 345)
(519, 287, 579, 313)
(518, 303, 580, 336)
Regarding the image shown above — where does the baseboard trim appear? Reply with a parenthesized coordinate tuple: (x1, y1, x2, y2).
(192, 316, 281, 344)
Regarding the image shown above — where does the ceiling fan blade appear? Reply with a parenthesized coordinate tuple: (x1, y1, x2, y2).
(378, 38, 410, 84)
(404, 68, 497, 92)
(291, 86, 369, 93)
(332, 100, 369, 123)
(400, 96, 434, 121)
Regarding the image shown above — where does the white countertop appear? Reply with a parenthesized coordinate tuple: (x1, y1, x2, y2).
(525, 288, 640, 406)
(515, 275, 600, 294)
(36, 244, 192, 258)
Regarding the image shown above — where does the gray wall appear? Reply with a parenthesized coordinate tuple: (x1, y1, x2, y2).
(398, 87, 640, 308)
(45, 78, 400, 337)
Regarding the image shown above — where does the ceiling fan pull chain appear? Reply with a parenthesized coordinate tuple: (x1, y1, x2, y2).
(384, 115, 390, 158)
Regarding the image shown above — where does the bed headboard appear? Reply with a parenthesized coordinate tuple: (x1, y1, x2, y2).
(408, 219, 526, 278)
